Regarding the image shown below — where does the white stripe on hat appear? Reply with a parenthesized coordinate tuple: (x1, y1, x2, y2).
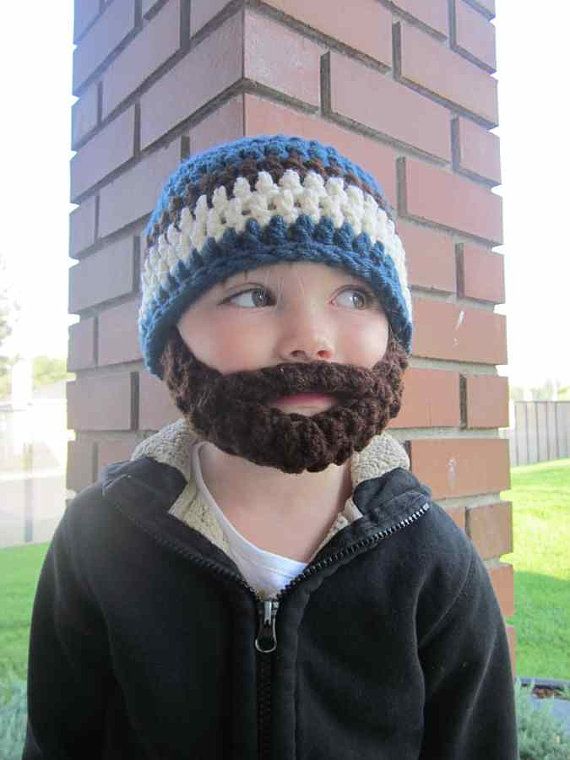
(141, 169, 411, 318)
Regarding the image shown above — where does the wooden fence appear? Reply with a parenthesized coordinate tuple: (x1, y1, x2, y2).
(501, 401, 570, 466)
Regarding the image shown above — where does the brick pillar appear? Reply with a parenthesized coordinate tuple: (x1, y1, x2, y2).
(68, 0, 514, 663)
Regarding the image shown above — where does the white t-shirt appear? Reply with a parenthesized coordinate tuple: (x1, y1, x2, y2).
(192, 442, 308, 599)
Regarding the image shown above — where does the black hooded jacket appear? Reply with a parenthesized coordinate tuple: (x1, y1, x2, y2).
(23, 420, 517, 759)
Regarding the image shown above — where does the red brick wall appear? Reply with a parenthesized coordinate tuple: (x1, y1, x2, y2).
(68, 0, 513, 663)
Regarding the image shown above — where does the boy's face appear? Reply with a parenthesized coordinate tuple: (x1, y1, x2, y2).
(177, 262, 390, 416)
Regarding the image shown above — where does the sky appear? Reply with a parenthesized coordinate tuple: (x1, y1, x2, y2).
(0, 0, 568, 390)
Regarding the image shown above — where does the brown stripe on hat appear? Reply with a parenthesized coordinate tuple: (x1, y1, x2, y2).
(147, 151, 394, 249)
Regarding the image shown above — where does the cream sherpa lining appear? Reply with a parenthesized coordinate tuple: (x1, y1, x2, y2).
(131, 417, 410, 562)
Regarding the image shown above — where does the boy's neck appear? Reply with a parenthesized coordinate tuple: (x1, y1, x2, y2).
(198, 441, 353, 558)
(199, 441, 353, 514)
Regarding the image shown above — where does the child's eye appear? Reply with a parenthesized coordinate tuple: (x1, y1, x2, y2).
(224, 287, 274, 308)
(334, 287, 377, 310)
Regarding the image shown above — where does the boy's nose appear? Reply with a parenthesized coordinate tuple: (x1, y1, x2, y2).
(275, 308, 335, 363)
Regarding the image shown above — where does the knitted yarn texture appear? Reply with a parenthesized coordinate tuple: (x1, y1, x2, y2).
(139, 135, 413, 378)
(160, 326, 409, 474)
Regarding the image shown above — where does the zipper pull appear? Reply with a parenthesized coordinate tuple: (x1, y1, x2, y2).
(255, 599, 279, 653)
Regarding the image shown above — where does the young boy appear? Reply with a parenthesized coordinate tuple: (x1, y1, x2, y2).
(24, 135, 518, 759)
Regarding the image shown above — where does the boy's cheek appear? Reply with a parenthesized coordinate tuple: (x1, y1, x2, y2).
(181, 330, 274, 375)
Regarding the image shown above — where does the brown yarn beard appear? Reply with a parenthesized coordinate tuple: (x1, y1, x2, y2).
(160, 327, 408, 474)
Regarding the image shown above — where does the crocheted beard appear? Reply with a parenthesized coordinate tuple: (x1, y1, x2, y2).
(160, 326, 408, 474)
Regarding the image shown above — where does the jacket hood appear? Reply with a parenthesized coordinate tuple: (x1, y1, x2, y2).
(103, 417, 416, 564)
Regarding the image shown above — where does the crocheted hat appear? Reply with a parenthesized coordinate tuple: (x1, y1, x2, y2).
(139, 134, 413, 378)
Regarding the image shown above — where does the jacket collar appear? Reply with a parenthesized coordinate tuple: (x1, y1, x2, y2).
(128, 417, 411, 492)
(101, 418, 428, 562)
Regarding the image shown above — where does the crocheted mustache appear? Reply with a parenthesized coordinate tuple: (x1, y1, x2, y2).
(160, 327, 408, 474)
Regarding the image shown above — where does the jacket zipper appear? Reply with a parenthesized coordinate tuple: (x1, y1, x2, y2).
(115, 476, 430, 760)
(253, 500, 430, 759)
(255, 600, 279, 759)
(253, 499, 430, 650)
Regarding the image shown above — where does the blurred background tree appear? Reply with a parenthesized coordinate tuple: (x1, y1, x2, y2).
(0, 254, 18, 399)
(32, 356, 71, 389)
(510, 379, 570, 401)
(0, 255, 72, 401)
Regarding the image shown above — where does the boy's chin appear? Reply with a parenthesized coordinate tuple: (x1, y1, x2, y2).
(184, 397, 387, 474)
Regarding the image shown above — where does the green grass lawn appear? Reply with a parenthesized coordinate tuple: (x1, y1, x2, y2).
(1, 458, 569, 683)
(502, 457, 570, 681)
(0, 543, 48, 682)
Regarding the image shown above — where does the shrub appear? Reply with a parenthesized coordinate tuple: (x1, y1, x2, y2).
(0, 677, 26, 760)
(515, 680, 570, 760)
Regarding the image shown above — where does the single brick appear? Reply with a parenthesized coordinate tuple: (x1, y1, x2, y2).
(454, 0, 496, 70)
(409, 437, 510, 499)
(67, 373, 133, 431)
(98, 298, 142, 366)
(467, 501, 512, 559)
(391, 0, 448, 36)
(390, 368, 461, 428)
(398, 23, 498, 125)
(71, 83, 98, 148)
(445, 506, 466, 531)
(487, 562, 514, 618)
(140, 12, 243, 149)
(68, 318, 96, 371)
(260, 0, 392, 65)
(139, 371, 180, 430)
(328, 52, 450, 161)
(459, 243, 505, 303)
(244, 94, 398, 205)
(70, 107, 136, 201)
(67, 439, 95, 492)
(455, 117, 501, 184)
(98, 139, 181, 237)
(102, 0, 181, 119)
(69, 196, 97, 258)
(97, 434, 140, 474)
(244, 10, 324, 108)
(74, 0, 100, 42)
(413, 299, 507, 364)
(397, 220, 456, 294)
(73, 0, 136, 93)
(190, 0, 233, 35)
(189, 95, 245, 155)
(464, 374, 509, 428)
(69, 237, 135, 313)
(403, 158, 503, 244)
